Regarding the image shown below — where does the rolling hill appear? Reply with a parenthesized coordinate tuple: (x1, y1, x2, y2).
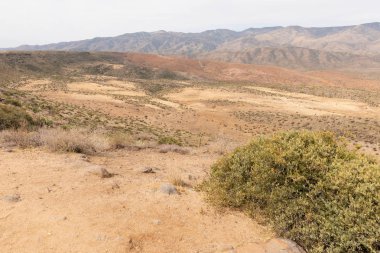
(5, 22, 380, 69)
(10, 23, 380, 55)
(199, 47, 380, 69)
(2, 51, 380, 93)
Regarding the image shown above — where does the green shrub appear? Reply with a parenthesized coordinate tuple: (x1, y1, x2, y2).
(0, 104, 41, 130)
(4, 98, 22, 107)
(158, 135, 182, 146)
(202, 131, 380, 253)
(156, 70, 182, 80)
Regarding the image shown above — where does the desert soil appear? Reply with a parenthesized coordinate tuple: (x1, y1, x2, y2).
(1, 75, 379, 252)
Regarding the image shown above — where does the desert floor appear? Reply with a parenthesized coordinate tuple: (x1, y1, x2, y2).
(1, 75, 379, 252)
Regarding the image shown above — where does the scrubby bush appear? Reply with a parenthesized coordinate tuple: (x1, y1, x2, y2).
(0, 104, 42, 130)
(0, 128, 109, 154)
(158, 144, 189, 154)
(158, 135, 182, 146)
(202, 131, 380, 253)
(0, 129, 42, 148)
(39, 128, 109, 154)
(3, 97, 22, 107)
(107, 131, 133, 149)
(156, 70, 182, 80)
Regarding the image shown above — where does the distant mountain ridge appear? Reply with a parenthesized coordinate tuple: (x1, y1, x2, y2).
(5, 22, 380, 69)
(200, 47, 380, 69)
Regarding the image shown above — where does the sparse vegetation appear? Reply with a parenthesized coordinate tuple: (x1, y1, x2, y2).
(158, 144, 189, 154)
(156, 69, 184, 80)
(0, 104, 44, 130)
(170, 174, 189, 187)
(107, 131, 133, 149)
(158, 135, 183, 146)
(233, 110, 380, 148)
(0, 50, 380, 253)
(135, 79, 185, 95)
(0, 129, 42, 148)
(202, 131, 380, 253)
(0, 128, 109, 154)
(39, 128, 110, 154)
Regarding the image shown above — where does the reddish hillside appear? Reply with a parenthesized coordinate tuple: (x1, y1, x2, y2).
(122, 52, 380, 91)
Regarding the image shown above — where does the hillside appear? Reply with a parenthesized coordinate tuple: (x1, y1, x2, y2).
(1, 51, 379, 89)
(6, 22, 380, 69)
(200, 47, 380, 69)
(1, 51, 379, 253)
(2, 51, 380, 90)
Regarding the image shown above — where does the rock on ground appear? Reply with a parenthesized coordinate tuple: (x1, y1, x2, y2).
(264, 238, 306, 253)
(140, 167, 157, 173)
(87, 165, 113, 178)
(3, 194, 21, 203)
(160, 183, 178, 195)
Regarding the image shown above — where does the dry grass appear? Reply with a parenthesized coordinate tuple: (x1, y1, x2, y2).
(0, 128, 109, 154)
(169, 173, 191, 188)
(170, 176, 189, 187)
(108, 132, 158, 150)
(0, 127, 164, 154)
(0, 130, 42, 148)
(206, 135, 238, 155)
(158, 144, 190, 154)
(39, 128, 109, 154)
(107, 132, 134, 149)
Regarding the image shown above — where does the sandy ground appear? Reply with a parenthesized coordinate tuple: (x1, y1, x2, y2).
(168, 87, 380, 117)
(17, 78, 380, 147)
(1, 76, 379, 252)
(0, 148, 274, 253)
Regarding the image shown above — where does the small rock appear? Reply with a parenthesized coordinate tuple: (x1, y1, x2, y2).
(160, 183, 178, 195)
(3, 194, 21, 203)
(111, 182, 120, 190)
(141, 167, 156, 174)
(88, 166, 113, 178)
(81, 155, 89, 161)
(264, 238, 306, 253)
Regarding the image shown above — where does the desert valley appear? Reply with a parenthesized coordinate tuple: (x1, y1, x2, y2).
(0, 21, 380, 253)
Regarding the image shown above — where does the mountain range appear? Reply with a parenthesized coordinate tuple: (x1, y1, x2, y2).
(5, 22, 380, 69)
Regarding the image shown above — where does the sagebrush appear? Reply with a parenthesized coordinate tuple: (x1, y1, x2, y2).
(0, 104, 43, 130)
(202, 131, 380, 253)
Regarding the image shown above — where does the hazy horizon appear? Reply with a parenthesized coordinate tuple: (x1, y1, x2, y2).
(1, 0, 379, 48)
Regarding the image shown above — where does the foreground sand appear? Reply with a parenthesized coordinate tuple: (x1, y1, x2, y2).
(0, 147, 279, 253)
(1, 72, 379, 252)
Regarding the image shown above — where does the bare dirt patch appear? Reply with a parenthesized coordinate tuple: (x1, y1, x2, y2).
(168, 87, 379, 117)
(0, 148, 273, 253)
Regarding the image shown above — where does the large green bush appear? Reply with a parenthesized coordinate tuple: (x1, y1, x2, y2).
(203, 131, 380, 253)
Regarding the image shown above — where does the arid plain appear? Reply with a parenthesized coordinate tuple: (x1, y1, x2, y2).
(0, 52, 379, 252)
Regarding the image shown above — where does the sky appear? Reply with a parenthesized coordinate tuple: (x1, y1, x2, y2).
(0, 0, 379, 48)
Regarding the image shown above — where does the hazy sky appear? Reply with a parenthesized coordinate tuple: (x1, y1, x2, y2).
(0, 0, 379, 47)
